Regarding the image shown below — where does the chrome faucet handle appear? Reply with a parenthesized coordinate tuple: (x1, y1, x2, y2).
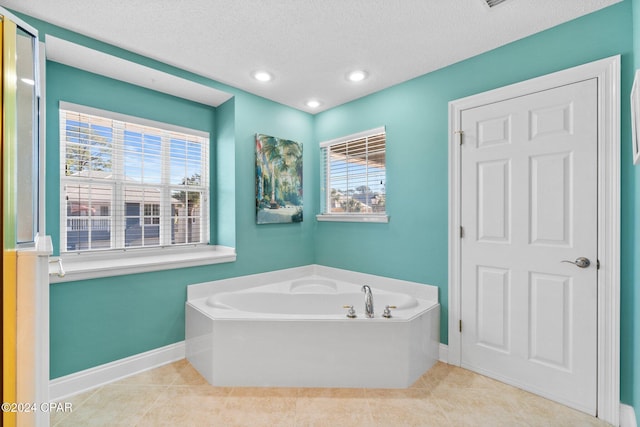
(382, 305, 397, 318)
(361, 285, 374, 318)
(343, 305, 357, 318)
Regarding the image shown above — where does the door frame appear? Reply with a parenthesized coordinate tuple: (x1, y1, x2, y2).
(448, 55, 620, 424)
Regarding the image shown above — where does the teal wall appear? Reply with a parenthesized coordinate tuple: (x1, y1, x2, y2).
(314, 0, 637, 408)
(13, 1, 640, 414)
(635, 0, 640, 69)
(214, 98, 236, 248)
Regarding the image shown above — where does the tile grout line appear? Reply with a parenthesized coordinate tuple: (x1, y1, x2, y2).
(363, 391, 378, 426)
(132, 384, 172, 426)
(132, 364, 187, 426)
(51, 383, 104, 427)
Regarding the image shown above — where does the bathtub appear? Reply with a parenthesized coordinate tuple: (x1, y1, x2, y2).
(186, 264, 440, 388)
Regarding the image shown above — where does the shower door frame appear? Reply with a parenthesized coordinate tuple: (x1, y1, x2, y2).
(1, 7, 45, 427)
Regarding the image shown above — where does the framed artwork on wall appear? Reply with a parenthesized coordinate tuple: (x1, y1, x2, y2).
(631, 70, 640, 165)
(255, 133, 303, 224)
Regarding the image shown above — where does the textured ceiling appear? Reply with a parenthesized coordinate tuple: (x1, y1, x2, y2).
(3, 0, 621, 113)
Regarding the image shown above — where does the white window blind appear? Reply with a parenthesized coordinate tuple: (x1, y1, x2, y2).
(320, 127, 386, 216)
(60, 103, 209, 252)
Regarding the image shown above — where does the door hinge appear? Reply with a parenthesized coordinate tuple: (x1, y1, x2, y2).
(454, 130, 464, 145)
(459, 320, 462, 332)
(597, 259, 600, 270)
(460, 226, 464, 238)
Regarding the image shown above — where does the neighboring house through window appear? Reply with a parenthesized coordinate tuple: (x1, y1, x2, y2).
(318, 126, 388, 223)
(60, 102, 210, 252)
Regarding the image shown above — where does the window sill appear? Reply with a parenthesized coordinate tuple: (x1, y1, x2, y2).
(316, 214, 389, 223)
(49, 245, 236, 283)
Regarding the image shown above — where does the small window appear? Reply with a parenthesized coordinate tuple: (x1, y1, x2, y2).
(60, 102, 210, 252)
(318, 127, 388, 223)
(143, 204, 160, 225)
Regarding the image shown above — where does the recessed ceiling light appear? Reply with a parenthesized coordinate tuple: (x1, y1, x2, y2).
(20, 78, 35, 86)
(253, 71, 273, 82)
(306, 99, 321, 108)
(347, 70, 368, 82)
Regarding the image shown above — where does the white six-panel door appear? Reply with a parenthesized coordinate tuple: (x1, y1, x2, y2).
(459, 78, 598, 414)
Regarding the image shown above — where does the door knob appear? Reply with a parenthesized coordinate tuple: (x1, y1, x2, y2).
(561, 257, 591, 268)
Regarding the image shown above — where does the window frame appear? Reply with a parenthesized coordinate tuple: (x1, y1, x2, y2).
(54, 102, 235, 281)
(317, 126, 389, 223)
(60, 101, 210, 252)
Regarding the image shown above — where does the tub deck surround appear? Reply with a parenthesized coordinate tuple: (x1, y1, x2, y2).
(186, 264, 438, 302)
(186, 265, 439, 389)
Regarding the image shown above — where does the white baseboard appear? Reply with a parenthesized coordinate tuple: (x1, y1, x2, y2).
(49, 341, 185, 401)
(438, 343, 448, 363)
(620, 403, 638, 427)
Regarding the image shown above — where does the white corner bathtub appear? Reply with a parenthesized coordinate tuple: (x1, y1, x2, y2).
(185, 265, 440, 388)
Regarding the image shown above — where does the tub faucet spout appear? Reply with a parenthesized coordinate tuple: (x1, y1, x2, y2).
(362, 285, 374, 318)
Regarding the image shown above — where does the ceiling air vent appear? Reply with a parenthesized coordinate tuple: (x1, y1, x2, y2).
(484, 0, 507, 7)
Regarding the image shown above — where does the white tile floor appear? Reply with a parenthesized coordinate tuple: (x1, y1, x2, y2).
(51, 360, 611, 427)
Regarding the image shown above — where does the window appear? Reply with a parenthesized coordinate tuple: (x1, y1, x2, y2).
(318, 127, 388, 223)
(60, 103, 209, 253)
